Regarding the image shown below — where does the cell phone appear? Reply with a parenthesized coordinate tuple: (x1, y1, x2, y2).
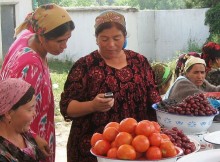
(104, 92, 114, 98)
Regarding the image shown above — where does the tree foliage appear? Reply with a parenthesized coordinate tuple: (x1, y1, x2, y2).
(184, 0, 220, 8)
(33, 0, 220, 9)
(205, 3, 220, 43)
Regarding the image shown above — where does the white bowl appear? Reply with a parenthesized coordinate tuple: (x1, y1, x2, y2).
(152, 104, 219, 135)
(203, 131, 220, 149)
(91, 147, 183, 162)
(176, 149, 220, 162)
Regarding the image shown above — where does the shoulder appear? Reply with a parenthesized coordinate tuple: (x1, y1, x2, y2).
(74, 50, 100, 66)
(125, 50, 150, 65)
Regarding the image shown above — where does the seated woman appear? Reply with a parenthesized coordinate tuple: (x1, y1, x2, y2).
(164, 56, 220, 102)
(152, 63, 173, 96)
(0, 78, 45, 162)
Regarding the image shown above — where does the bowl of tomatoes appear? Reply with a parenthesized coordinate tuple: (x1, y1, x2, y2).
(90, 118, 183, 162)
(91, 147, 183, 162)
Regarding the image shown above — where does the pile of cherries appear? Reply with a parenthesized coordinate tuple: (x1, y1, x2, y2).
(159, 93, 218, 116)
(161, 127, 196, 155)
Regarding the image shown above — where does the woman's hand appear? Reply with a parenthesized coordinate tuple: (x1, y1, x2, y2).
(35, 135, 52, 157)
(91, 93, 114, 112)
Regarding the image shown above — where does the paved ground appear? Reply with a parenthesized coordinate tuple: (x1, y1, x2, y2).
(55, 121, 71, 162)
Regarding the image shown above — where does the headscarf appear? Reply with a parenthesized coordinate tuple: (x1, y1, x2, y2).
(94, 10, 126, 30)
(14, 3, 72, 37)
(184, 56, 206, 72)
(175, 52, 201, 78)
(152, 63, 172, 87)
(0, 78, 31, 115)
(201, 41, 220, 71)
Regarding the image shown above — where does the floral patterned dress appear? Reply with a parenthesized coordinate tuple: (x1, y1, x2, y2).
(60, 50, 161, 162)
(0, 132, 45, 162)
(0, 30, 55, 162)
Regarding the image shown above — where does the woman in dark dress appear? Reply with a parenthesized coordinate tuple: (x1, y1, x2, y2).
(60, 10, 161, 162)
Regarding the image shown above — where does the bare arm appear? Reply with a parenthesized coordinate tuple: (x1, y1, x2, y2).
(66, 93, 114, 117)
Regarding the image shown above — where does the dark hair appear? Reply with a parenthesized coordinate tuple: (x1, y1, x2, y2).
(0, 86, 35, 120)
(43, 21, 75, 40)
(95, 22, 127, 37)
(11, 86, 35, 110)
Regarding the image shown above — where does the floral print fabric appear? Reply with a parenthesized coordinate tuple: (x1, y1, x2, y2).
(60, 50, 161, 162)
(0, 132, 45, 162)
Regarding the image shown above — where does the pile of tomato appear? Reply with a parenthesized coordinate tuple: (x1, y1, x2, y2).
(91, 118, 178, 160)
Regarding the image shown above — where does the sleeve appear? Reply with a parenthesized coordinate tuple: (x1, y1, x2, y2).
(169, 79, 203, 102)
(203, 80, 220, 92)
(60, 58, 88, 120)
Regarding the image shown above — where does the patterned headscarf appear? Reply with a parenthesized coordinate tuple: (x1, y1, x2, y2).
(201, 42, 220, 71)
(175, 52, 201, 78)
(0, 78, 31, 115)
(152, 63, 172, 87)
(14, 3, 72, 37)
(184, 56, 206, 72)
(94, 10, 126, 29)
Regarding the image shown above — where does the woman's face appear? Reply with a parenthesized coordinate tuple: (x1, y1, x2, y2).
(10, 95, 36, 133)
(96, 26, 125, 58)
(42, 30, 72, 55)
(185, 64, 206, 86)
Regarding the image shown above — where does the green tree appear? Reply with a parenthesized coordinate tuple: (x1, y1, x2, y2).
(205, 3, 220, 43)
(34, 0, 74, 7)
(184, 0, 220, 8)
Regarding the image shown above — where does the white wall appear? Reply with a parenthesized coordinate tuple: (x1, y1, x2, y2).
(0, 3, 210, 62)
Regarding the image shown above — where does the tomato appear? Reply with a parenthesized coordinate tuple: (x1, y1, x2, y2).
(93, 139, 111, 156)
(90, 133, 103, 146)
(104, 122, 120, 131)
(135, 120, 152, 137)
(151, 121, 161, 133)
(160, 133, 170, 141)
(148, 132, 162, 146)
(160, 140, 177, 158)
(115, 132, 133, 147)
(132, 135, 150, 152)
(111, 140, 117, 148)
(117, 144, 136, 160)
(119, 118, 138, 133)
(107, 147, 118, 159)
(103, 127, 119, 142)
(146, 146, 162, 160)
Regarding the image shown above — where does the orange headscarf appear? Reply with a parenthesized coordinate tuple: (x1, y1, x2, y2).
(14, 3, 72, 37)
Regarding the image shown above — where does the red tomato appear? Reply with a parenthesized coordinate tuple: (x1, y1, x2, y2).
(107, 147, 118, 159)
(90, 133, 103, 146)
(119, 118, 138, 133)
(93, 139, 111, 156)
(115, 132, 133, 147)
(132, 135, 150, 152)
(135, 120, 152, 137)
(146, 146, 162, 160)
(117, 144, 136, 160)
(148, 132, 162, 146)
(103, 127, 119, 142)
(160, 140, 177, 158)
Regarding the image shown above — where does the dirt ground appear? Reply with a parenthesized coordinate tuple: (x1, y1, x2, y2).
(55, 121, 71, 162)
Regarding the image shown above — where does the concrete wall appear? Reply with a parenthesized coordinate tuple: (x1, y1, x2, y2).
(0, 1, 210, 62)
